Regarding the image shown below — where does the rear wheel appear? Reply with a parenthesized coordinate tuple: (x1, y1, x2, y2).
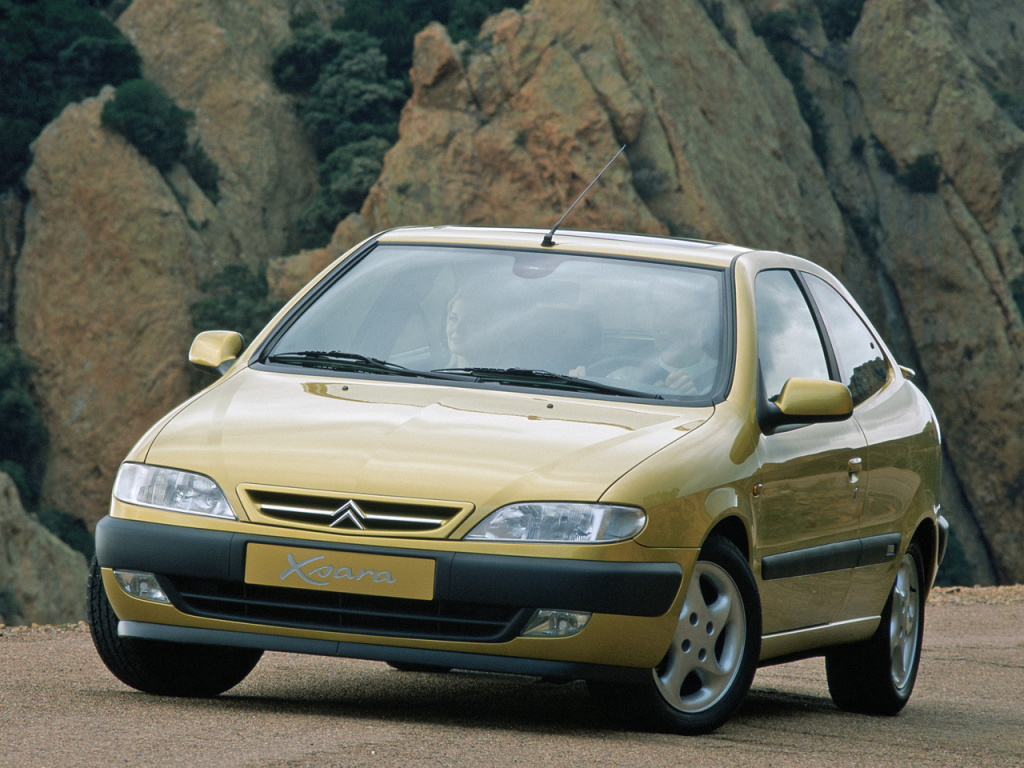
(825, 542, 925, 715)
(590, 535, 760, 734)
(88, 558, 263, 697)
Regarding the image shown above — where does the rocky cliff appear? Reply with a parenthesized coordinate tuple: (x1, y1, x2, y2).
(274, 0, 1023, 582)
(12, 0, 318, 529)
(0, 472, 88, 624)
(5, 0, 1023, 584)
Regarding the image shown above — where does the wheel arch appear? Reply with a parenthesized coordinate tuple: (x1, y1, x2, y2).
(705, 515, 750, 563)
(911, 517, 940, 594)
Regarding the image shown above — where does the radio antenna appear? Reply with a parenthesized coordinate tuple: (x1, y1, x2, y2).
(541, 144, 627, 248)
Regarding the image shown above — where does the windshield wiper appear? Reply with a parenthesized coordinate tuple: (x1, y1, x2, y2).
(267, 351, 453, 380)
(432, 367, 663, 399)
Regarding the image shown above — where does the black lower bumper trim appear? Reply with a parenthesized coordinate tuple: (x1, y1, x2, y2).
(97, 516, 682, 617)
(118, 620, 648, 683)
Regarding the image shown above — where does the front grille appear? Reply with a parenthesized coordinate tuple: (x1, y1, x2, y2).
(164, 576, 530, 642)
(240, 488, 470, 536)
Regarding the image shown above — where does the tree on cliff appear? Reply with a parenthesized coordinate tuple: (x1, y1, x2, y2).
(273, 2, 529, 247)
(0, 0, 141, 192)
(274, 27, 405, 247)
(0, 344, 47, 509)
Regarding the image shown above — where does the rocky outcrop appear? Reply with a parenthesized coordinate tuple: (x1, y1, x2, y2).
(14, 88, 205, 527)
(12, 0, 319, 529)
(0, 472, 87, 625)
(268, 0, 1023, 582)
(802, 0, 1024, 583)
(7, 0, 1023, 581)
(305, 1, 846, 265)
(117, 0, 318, 267)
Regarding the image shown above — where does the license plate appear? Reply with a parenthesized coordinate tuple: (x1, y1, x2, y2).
(245, 543, 435, 601)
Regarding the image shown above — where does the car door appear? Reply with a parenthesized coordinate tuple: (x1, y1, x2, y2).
(753, 269, 867, 634)
(801, 273, 936, 621)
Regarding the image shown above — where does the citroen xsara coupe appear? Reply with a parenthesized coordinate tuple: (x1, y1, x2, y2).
(89, 226, 946, 733)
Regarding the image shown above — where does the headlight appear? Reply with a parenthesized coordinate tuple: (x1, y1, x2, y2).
(113, 462, 236, 520)
(465, 502, 645, 543)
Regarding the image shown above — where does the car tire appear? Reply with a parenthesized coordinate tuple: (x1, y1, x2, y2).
(825, 541, 925, 715)
(87, 558, 263, 697)
(590, 535, 761, 734)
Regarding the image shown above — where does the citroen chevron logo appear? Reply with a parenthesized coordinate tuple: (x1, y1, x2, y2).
(330, 500, 368, 530)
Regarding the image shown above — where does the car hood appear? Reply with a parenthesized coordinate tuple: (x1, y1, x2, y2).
(144, 369, 711, 511)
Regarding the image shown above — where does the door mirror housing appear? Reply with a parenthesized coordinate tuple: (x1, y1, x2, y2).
(759, 377, 853, 435)
(189, 330, 244, 376)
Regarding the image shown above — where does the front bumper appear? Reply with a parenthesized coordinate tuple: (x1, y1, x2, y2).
(96, 516, 688, 676)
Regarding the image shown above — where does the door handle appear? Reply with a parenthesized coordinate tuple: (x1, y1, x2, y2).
(848, 457, 862, 484)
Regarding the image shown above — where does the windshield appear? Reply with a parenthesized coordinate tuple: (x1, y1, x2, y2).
(262, 243, 729, 402)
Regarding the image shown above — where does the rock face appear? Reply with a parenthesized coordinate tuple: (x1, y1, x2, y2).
(7, 0, 1024, 582)
(12, 0, 318, 529)
(117, 0, 317, 267)
(14, 88, 207, 526)
(0, 472, 87, 625)
(270, 0, 1023, 582)
(317, 0, 845, 268)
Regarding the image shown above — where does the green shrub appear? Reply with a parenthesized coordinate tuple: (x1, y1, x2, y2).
(34, 507, 95, 561)
(898, 153, 941, 194)
(0, 588, 22, 625)
(275, 3, 529, 246)
(0, 0, 142, 191)
(101, 79, 192, 173)
(190, 264, 284, 347)
(297, 39, 405, 161)
(815, 0, 866, 42)
(183, 142, 221, 202)
(272, 26, 350, 94)
(871, 138, 898, 175)
(991, 89, 1024, 130)
(297, 137, 392, 248)
(1010, 273, 1024, 320)
(850, 135, 866, 159)
(0, 344, 48, 508)
(335, 0, 528, 80)
(871, 142, 941, 193)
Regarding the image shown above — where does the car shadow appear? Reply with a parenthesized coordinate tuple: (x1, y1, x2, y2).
(93, 659, 848, 736)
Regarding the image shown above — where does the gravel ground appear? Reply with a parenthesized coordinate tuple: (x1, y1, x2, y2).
(2, 586, 1022, 768)
(928, 584, 1024, 605)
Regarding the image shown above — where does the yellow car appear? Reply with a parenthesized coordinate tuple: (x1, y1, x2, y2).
(89, 226, 946, 734)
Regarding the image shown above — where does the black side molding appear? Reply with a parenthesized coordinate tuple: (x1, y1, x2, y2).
(761, 533, 902, 580)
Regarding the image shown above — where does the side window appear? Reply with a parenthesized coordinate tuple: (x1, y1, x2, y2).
(804, 274, 889, 406)
(755, 270, 830, 402)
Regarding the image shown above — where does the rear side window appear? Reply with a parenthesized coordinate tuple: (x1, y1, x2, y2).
(755, 270, 829, 402)
(804, 274, 889, 405)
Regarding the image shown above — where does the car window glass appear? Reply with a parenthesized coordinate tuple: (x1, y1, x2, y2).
(755, 270, 829, 402)
(804, 274, 888, 405)
(266, 244, 729, 401)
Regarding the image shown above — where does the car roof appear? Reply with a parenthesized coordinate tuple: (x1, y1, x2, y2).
(375, 226, 753, 269)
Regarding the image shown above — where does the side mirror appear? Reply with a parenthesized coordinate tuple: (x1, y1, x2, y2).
(758, 377, 853, 435)
(189, 330, 244, 376)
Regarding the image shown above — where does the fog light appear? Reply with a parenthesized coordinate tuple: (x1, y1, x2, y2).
(113, 570, 170, 604)
(520, 609, 592, 638)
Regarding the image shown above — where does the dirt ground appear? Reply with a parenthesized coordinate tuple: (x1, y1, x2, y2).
(2, 586, 1022, 768)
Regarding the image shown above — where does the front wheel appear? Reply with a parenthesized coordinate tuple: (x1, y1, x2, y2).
(590, 536, 761, 734)
(88, 558, 263, 697)
(825, 541, 925, 715)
